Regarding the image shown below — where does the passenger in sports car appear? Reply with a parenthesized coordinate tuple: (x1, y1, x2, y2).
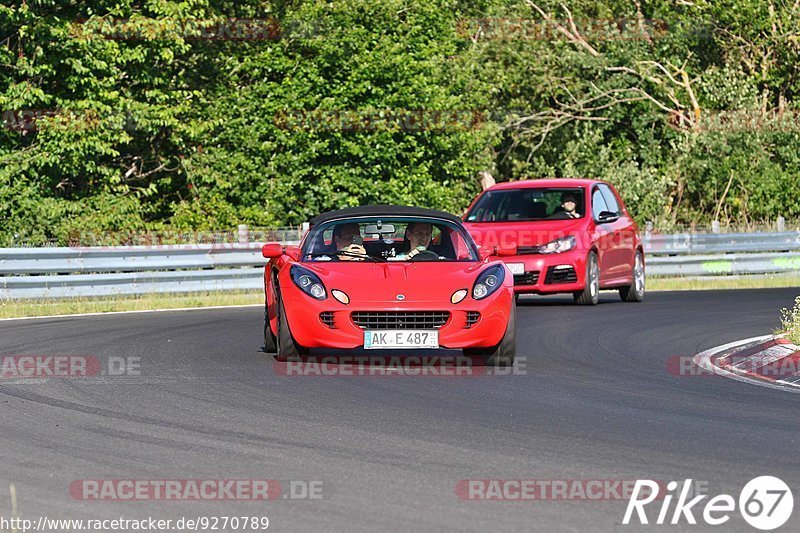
(333, 223, 368, 261)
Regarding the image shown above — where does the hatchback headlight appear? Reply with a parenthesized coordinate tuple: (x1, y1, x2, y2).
(539, 236, 577, 254)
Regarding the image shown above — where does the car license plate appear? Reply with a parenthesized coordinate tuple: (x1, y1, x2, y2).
(364, 330, 439, 349)
(507, 262, 525, 275)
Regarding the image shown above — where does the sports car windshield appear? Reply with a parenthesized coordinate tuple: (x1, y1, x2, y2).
(466, 188, 586, 222)
(301, 217, 479, 262)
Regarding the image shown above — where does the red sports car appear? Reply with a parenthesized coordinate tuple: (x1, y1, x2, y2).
(463, 179, 645, 305)
(261, 206, 517, 365)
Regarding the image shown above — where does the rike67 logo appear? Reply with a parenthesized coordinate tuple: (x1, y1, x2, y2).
(623, 476, 794, 530)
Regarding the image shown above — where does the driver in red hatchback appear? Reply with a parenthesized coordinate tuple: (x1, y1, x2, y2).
(559, 192, 581, 219)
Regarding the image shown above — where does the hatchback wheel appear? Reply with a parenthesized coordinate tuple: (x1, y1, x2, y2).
(619, 250, 645, 302)
(574, 252, 600, 306)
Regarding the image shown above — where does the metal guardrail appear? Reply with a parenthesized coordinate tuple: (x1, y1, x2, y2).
(642, 231, 800, 277)
(0, 243, 272, 300)
(0, 231, 797, 299)
(642, 231, 800, 255)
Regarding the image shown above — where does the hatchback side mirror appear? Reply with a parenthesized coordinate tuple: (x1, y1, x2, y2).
(597, 211, 619, 224)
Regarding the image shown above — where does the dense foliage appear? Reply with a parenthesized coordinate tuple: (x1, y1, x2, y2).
(2, 0, 799, 244)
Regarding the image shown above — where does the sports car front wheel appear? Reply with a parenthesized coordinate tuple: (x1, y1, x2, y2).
(463, 304, 516, 367)
(264, 305, 277, 353)
(276, 298, 307, 362)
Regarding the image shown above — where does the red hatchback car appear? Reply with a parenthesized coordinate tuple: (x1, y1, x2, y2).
(463, 179, 645, 305)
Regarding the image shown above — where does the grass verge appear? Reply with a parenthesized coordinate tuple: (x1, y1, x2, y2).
(649, 275, 800, 292)
(0, 276, 798, 320)
(0, 291, 262, 319)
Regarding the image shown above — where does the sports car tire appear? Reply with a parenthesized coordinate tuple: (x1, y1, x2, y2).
(574, 252, 600, 306)
(464, 304, 516, 367)
(619, 250, 645, 303)
(263, 305, 277, 353)
(276, 298, 307, 362)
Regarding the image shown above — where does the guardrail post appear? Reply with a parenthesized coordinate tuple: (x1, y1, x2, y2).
(300, 222, 310, 240)
(777, 216, 786, 232)
(711, 221, 720, 234)
(237, 224, 249, 244)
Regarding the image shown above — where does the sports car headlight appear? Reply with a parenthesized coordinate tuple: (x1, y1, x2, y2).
(539, 236, 577, 254)
(472, 265, 505, 300)
(290, 265, 327, 300)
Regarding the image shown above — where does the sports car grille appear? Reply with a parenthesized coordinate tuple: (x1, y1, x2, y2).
(464, 311, 480, 328)
(351, 311, 450, 330)
(320, 311, 335, 328)
(513, 271, 540, 286)
(544, 266, 578, 284)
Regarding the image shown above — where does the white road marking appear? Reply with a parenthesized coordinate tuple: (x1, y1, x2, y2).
(729, 344, 798, 371)
(0, 303, 262, 323)
(693, 335, 800, 393)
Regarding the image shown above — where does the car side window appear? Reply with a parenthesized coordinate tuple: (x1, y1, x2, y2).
(591, 188, 609, 220)
(598, 185, 620, 215)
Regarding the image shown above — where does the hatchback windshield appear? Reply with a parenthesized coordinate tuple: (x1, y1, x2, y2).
(302, 217, 478, 262)
(465, 188, 585, 222)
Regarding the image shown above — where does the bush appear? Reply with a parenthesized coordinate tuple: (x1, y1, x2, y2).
(780, 296, 800, 344)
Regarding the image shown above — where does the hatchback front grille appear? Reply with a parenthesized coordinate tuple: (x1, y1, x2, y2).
(464, 311, 480, 328)
(513, 271, 540, 286)
(544, 266, 578, 284)
(516, 246, 541, 255)
(351, 311, 450, 330)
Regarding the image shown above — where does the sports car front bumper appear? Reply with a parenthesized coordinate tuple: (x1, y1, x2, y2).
(281, 289, 513, 350)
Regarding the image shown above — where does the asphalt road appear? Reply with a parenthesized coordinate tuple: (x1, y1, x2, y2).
(1, 288, 799, 532)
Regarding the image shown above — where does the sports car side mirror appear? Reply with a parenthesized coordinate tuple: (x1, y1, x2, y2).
(261, 243, 284, 259)
(495, 244, 518, 257)
(478, 244, 517, 260)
